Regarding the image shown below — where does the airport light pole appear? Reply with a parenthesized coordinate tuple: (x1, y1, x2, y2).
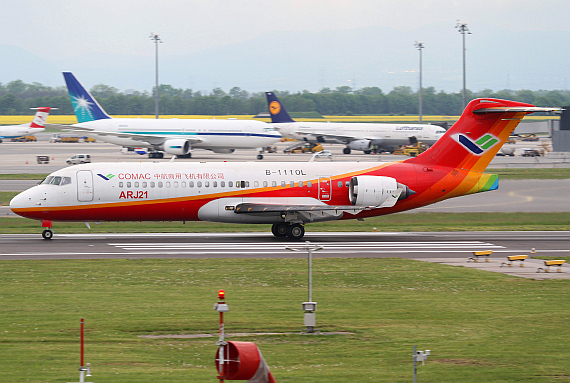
(455, 22, 471, 110)
(150, 33, 162, 119)
(414, 41, 424, 123)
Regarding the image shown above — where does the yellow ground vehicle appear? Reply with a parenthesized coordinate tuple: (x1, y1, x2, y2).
(392, 142, 427, 157)
(11, 136, 37, 142)
(284, 143, 324, 153)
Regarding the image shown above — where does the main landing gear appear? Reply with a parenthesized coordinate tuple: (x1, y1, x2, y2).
(271, 223, 305, 240)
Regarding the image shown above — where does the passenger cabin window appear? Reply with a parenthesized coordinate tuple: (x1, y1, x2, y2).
(307, 181, 312, 188)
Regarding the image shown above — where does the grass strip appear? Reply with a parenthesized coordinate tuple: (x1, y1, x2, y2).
(0, 257, 568, 382)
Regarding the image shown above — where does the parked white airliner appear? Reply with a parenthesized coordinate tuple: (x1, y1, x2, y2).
(62, 72, 281, 159)
(0, 107, 53, 143)
(266, 92, 445, 154)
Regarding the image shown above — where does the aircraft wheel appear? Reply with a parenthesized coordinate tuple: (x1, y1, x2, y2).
(286, 223, 305, 240)
(363, 150, 372, 154)
(271, 223, 288, 237)
(257, 154, 263, 160)
(42, 229, 53, 240)
(343, 147, 351, 155)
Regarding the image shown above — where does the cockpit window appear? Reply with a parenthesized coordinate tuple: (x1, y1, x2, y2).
(50, 176, 62, 185)
(61, 177, 72, 186)
(41, 176, 54, 185)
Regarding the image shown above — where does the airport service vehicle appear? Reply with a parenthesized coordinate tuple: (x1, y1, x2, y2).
(66, 154, 91, 165)
(265, 92, 446, 154)
(0, 107, 53, 143)
(10, 99, 558, 240)
(62, 72, 281, 159)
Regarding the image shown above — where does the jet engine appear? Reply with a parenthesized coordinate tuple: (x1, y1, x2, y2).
(349, 176, 414, 207)
(160, 139, 191, 155)
(347, 139, 372, 151)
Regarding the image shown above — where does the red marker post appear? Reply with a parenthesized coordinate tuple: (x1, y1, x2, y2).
(72, 318, 92, 383)
(214, 290, 229, 382)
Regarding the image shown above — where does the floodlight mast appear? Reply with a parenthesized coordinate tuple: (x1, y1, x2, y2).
(414, 41, 424, 123)
(455, 22, 471, 109)
(149, 33, 162, 119)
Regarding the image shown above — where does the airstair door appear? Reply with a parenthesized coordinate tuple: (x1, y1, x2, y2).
(77, 170, 94, 202)
(318, 177, 332, 201)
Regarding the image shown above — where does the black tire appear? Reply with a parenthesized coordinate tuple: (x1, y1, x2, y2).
(286, 223, 305, 240)
(42, 229, 53, 240)
(363, 150, 372, 154)
(271, 223, 288, 237)
(257, 154, 263, 160)
(343, 147, 351, 155)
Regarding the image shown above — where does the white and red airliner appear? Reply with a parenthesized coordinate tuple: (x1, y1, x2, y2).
(0, 107, 53, 143)
(10, 99, 559, 240)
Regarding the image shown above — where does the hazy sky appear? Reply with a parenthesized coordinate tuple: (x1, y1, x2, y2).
(3, 0, 570, 58)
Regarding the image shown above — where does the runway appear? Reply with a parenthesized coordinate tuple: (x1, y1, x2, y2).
(1, 231, 567, 260)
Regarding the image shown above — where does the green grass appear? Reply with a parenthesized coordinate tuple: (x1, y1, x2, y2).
(491, 168, 570, 180)
(0, 258, 569, 382)
(1, 212, 568, 234)
(0, 191, 18, 205)
(0, 173, 49, 180)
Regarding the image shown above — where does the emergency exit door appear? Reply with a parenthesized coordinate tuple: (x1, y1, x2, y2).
(77, 170, 94, 202)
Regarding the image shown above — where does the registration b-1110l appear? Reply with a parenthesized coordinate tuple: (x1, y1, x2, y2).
(10, 99, 559, 240)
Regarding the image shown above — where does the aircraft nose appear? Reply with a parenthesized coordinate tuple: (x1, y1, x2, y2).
(10, 189, 34, 211)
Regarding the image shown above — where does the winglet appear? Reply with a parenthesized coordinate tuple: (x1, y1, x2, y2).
(265, 92, 295, 123)
(63, 72, 111, 123)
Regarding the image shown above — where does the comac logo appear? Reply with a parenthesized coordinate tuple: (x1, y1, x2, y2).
(269, 101, 281, 115)
(453, 133, 500, 155)
(97, 173, 115, 181)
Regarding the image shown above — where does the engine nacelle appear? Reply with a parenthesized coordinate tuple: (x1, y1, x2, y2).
(349, 175, 401, 207)
(347, 139, 372, 151)
(160, 139, 191, 155)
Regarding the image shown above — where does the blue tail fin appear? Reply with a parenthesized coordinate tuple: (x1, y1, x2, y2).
(63, 72, 111, 123)
(265, 92, 295, 123)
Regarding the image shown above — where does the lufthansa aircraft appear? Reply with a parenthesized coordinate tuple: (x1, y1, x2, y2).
(0, 107, 53, 143)
(266, 92, 445, 154)
(10, 99, 558, 240)
(61, 72, 281, 159)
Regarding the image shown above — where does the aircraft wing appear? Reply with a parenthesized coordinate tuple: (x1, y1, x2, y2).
(234, 202, 376, 222)
(57, 125, 204, 144)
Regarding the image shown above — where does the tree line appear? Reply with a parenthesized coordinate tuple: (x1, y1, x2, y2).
(1, 79, 569, 116)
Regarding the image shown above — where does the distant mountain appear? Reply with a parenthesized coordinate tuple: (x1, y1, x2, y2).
(1, 23, 569, 93)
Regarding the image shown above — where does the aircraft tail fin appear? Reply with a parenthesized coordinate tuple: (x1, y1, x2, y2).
(28, 107, 53, 129)
(63, 72, 111, 123)
(406, 98, 560, 172)
(265, 92, 295, 123)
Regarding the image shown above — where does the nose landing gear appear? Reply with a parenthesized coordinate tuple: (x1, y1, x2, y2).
(42, 229, 54, 240)
(41, 220, 53, 240)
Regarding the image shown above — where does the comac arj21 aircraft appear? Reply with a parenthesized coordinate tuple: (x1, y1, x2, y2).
(0, 107, 54, 143)
(59, 72, 281, 159)
(266, 92, 446, 154)
(10, 98, 559, 240)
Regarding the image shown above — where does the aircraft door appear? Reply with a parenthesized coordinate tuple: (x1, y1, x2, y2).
(318, 177, 332, 201)
(77, 170, 94, 202)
